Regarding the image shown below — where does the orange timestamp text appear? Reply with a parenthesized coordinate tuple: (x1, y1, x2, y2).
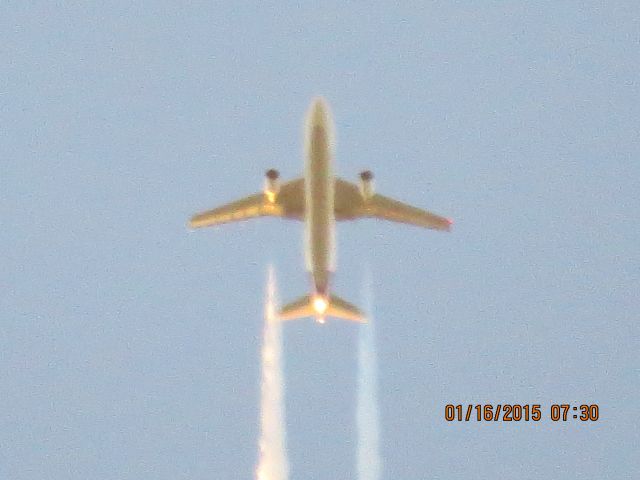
(444, 404, 599, 422)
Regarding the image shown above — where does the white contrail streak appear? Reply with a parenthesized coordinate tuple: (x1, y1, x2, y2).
(357, 267, 382, 480)
(256, 265, 289, 480)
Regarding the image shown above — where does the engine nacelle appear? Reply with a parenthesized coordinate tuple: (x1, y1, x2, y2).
(359, 170, 374, 201)
(264, 169, 280, 203)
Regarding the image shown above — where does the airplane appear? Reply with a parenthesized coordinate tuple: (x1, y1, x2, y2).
(189, 97, 452, 323)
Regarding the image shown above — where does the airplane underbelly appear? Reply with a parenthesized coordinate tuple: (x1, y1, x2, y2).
(304, 129, 335, 279)
(305, 180, 335, 271)
(307, 204, 334, 270)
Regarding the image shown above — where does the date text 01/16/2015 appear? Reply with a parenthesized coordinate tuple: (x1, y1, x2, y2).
(444, 404, 599, 422)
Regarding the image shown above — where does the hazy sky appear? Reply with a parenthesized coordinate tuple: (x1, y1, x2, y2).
(2, 2, 639, 479)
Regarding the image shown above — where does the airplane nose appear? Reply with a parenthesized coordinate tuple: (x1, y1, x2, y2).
(309, 97, 328, 126)
(305, 96, 334, 151)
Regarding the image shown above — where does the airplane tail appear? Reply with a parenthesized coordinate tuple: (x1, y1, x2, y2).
(279, 293, 366, 323)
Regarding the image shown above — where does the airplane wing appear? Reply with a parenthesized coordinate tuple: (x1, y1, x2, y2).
(334, 178, 452, 231)
(189, 178, 305, 228)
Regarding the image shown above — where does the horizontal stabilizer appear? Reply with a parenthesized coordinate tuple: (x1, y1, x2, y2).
(279, 293, 366, 323)
(279, 295, 314, 320)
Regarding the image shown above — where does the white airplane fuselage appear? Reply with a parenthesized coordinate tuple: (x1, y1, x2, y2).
(304, 99, 335, 318)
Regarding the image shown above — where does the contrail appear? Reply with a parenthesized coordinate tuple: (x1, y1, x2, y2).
(256, 265, 289, 480)
(357, 267, 382, 480)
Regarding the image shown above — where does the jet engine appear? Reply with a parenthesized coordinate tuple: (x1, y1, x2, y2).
(359, 170, 374, 201)
(264, 169, 280, 203)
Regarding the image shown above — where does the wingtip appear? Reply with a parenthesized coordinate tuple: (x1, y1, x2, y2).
(188, 217, 208, 230)
(445, 217, 454, 231)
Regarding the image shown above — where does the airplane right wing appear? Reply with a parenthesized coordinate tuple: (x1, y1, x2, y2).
(189, 178, 305, 229)
(334, 178, 452, 231)
(365, 193, 452, 231)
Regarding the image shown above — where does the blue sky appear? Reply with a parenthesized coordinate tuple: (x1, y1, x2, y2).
(2, 2, 639, 479)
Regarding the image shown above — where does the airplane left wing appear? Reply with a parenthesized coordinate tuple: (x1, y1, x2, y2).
(189, 178, 305, 228)
(334, 178, 452, 231)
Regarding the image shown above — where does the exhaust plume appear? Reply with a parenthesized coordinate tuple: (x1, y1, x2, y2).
(256, 265, 289, 480)
(357, 267, 382, 480)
